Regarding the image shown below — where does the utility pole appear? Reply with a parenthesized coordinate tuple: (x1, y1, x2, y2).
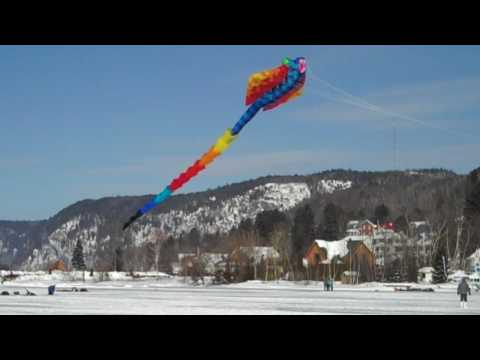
(393, 126, 397, 171)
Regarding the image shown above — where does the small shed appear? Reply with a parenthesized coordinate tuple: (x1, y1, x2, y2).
(418, 267, 434, 283)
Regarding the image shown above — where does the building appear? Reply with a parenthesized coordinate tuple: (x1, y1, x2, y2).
(409, 221, 434, 262)
(48, 260, 66, 272)
(171, 253, 196, 275)
(198, 253, 229, 275)
(469, 272, 480, 285)
(346, 221, 360, 236)
(303, 239, 375, 283)
(449, 270, 469, 283)
(340, 218, 435, 280)
(230, 246, 281, 282)
(466, 249, 480, 274)
(303, 240, 346, 267)
(341, 241, 376, 283)
(230, 246, 280, 264)
(418, 267, 434, 283)
(172, 252, 229, 276)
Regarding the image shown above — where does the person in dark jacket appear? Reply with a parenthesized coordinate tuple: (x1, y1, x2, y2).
(324, 278, 330, 291)
(457, 277, 471, 309)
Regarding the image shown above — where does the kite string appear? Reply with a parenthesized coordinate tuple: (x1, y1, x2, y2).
(307, 67, 475, 138)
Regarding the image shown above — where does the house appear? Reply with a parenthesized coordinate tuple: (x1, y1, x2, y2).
(449, 270, 469, 283)
(418, 267, 434, 283)
(371, 229, 401, 266)
(172, 252, 229, 276)
(466, 249, 480, 274)
(171, 253, 196, 275)
(48, 260, 66, 272)
(359, 220, 376, 236)
(304, 239, 349, 267)
(198, 253, 229, 275)
(230, 246, 280, 265)
(379, 221, 395, 231)
(303, 239, 375, 283)
(469, 272, 480, 285)
(410, 221, 432, 237)
(346, 221, 360, 236)
(341, 241, 376, 283)
(409, 221, 434, 261)
(345, 219, 376, 237)
(230, 246, 281, 282)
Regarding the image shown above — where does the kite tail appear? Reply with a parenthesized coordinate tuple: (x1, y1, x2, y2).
(122, 128, 238, 230)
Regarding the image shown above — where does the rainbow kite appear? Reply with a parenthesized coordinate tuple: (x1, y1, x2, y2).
(123, 57, 307, 230)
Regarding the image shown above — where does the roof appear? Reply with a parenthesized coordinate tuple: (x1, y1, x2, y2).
(359, 219, 376, 227)
(339, 235, 374, 252)
(346, 219, 376, 229)
(178, 253, 196, 261)
(468, 249, 480, 260)
(410, 221, 427, 228)
(449, 270, 468, 279)
(199, 253, 228, 265)
(418, 267, 434, 273)
(347, 220, 359, 229)
(314, 239, 350, 261)
(236, 247, 280, 263)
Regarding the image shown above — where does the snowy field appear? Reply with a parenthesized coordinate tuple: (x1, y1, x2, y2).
(1, 272, 479, 314)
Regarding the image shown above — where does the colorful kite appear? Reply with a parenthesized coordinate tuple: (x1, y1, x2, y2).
(123, 57, 307, 230)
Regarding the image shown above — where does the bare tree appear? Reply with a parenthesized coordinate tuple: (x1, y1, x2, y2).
(270, 223, 291, 281)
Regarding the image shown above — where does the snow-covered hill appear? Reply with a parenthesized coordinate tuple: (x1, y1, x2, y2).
(23, 182, 317, 269)
(0, 169, 463, 271)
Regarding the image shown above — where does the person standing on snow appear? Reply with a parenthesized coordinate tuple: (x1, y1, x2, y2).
(457, 277, 471, 309)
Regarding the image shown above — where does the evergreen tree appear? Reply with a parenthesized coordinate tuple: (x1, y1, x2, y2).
(255, 210, 288, 245)
(114, 247, 124, 272)
(145, 242, 156, 271)
(465, 167, 480, 219)
(292, 204, 316, 266)
(238, 218, 254, 233)
(315, 222, 324, 239)
(322, 202, 339, 241)
(385, 258, 402, 282)
(432, 248, 449, 284)
(374, 204, 390, 225)
(159, 236, 176, 271)
(72, 240, 86, 271)
(357, 209, 366, 219)
(406, 253, 418, 283)
(187, 227, 201, 252)
(394, 215, 409, 235)
(464, 167, 480, 255)
(409, 207, 425, 222)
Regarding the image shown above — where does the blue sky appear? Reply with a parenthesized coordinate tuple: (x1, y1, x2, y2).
(1, 45, 479, 220)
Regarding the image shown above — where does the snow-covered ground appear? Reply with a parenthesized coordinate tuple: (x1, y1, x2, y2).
(1, 273, 478, 314)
